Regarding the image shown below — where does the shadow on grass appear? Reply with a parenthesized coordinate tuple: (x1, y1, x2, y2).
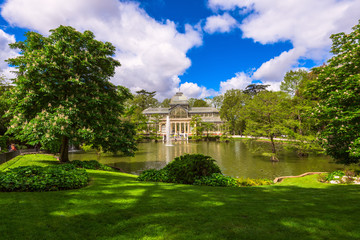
(0, 171, 359, 240)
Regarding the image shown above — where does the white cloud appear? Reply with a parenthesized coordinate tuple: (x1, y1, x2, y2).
(208, 0, 241, 10)
(180, 82, 216, 99)
(204, 13, 238, 34)
(0, 0, 203, 99)
(0, 29, 18, 80)
(208, 0, 360, 90)
(252, 48, 306, 83)
(220, 72, 252, 93)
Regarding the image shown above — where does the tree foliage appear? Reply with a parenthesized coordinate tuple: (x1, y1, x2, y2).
(5, 26, 137, 162)
(132, 89, 159, 110)
(211, 95, 223, 109)
(192, 99, 209, 107)
(280, 69, 309, 96)
(161, 98, 171, 107)
(220, 89, 249, 135)
(243, 84, 269, 96)
(243, 91, 291, 156)
(280, 69, 320, 156)
(306, 20, 360, 164)
(0, 76, 10, 135)
(190, 115, 204, 140)
(126, 89, 159, 138)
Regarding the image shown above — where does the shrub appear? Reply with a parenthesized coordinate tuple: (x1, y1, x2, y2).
(137, 153, 273, 188)
(70, 160, 115, 171)
(194, 173, 237, 187)
(163, 154, 222, 184)
(236, 177, 273, 187)
(137, 169, 169, 182)
(317, 173, 328, 183)
(325, 170, 345, 182)
(0, 165, 89, 192)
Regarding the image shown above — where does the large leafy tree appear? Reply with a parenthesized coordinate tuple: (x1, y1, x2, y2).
(126, 89, 159, 137)
(306, 20, 360, 164)
(243, 91, 291, 159)
(243, 84, 269, 96)
(192, 99, 209, 107)
(5, 26, 137, 162)
(280, 69, 309, 96)
(280, 70, 320, 156)
(220, 89, 249, 135)
(211, 95, 224, 109)
(132, 89, 159, 110)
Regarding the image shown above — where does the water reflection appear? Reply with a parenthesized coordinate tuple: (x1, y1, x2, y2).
(69, 141, 343, 179)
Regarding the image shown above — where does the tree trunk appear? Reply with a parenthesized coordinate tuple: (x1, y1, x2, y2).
(269, 134, 279, 161)
(59, 135, 69, 163)
(270, 134, 276, 154)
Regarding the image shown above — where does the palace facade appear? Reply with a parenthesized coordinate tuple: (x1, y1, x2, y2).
(143, 92, 224, 138)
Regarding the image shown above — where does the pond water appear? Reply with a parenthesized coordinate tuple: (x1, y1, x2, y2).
(69, 140, 342, 179)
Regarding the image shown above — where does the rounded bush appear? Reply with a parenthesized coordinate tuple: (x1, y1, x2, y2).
(137, 169, 169, 182)
(0, 165, 89, 192)
(70, 160, 115, 171)
(163, 154, 222, 184)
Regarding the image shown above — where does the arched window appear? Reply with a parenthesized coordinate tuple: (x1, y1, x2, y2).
(170, 107, 187, 118)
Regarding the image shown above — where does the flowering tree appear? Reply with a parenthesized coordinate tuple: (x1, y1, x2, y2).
(306, 20, 360, 164)
(5, 26, 137, 162)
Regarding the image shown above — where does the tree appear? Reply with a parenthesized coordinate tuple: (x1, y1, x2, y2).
(202, 122, 215, 140)
(161, 98, 171, 107)
(132, 89, 159, 110)
(280, 69, 320, 156)
(149, 114, 162, 140)
(211, 95, 224, 109)
(190, 115, 204, 140)
(193, 99, 209, 107)
(220, 89, 249, 135)
(126, 89, 159, 137)
(243, 84, 269, 96)
(306, 20, 360, 164)
(280, 69, 309, 96)
(5, 26, 137, 162)
(0, 75, 10, 135)
(243, 91, 291, 160)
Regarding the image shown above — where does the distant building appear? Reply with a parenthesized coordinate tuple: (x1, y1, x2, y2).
(143, 92, 224, 138)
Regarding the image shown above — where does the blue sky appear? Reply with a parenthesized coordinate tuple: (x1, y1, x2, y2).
(0, 0, 359, 99)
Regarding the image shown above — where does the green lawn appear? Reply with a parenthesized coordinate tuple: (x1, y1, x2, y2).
(0, 154, 359, 240)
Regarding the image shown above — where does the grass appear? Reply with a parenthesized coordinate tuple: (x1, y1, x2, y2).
(1, 154, 359, 240)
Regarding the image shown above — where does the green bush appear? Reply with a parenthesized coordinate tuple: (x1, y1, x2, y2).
(137, 169, 169, 182)
(0, 165, 89, 192)
(163, 154, 222, 184)
(70, 160, 115, 171)
(137, 153, 273, 188)
(325, 170, 345, 182)
(236, 177, 273, 187)
(194, 173, 237, 187)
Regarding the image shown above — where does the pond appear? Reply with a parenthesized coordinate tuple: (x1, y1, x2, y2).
(69, 140, 342, 179)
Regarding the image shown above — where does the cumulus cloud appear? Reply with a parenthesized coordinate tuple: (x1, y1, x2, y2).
(204, 13, 238, 34)
(208, 0, 360, 90)
(0, 29, 18, 80)
(0, 0, 203, 98)
(219, 72, 252, 93)
(208, 0, 241, 10)
(180, 82, 216, 99)
(252, 48, 306, 83)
